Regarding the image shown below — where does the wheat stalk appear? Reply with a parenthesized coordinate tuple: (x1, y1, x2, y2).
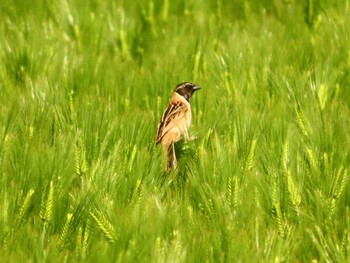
(40, 181, 54, 252)
(338, 169, 349, 199)
(75, 139, 87, 177)
(130, 179, 142, 205)
(330, 168, 349, 217)
(341, 207, 349, 257)
(128, 145, 137, 173)
(161, 0, 169, 22)
(58, 213, 73, 250)
(155, 236, 165, 262)
(274, 202, 285, 238)
(228, 177, 232, 208)
(193, 50, 201, 81)
(305, 147, 317, 174)
(294, 102, 309, 139)
(245, 139, 257, 172)
(206, 198, 215, 218)
(40, 180, 54, 224)
(271, 175, 279, 205)
(90, 211, 116, 243)
(233, 176, 239, 210)
(16, 189, 35, 225)
(223, 71, 232, 97)
(119, 30, 131, 60)
(232, 124, 238, 153)
(322, 152, 330, 177)
(287, 172, 301, 208)
(68, 90, 75, 119)
(82, 221, 90, 260)
(281, 141, 289, 174)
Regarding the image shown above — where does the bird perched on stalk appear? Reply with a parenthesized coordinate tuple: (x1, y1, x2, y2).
(156, 82, 201, 170)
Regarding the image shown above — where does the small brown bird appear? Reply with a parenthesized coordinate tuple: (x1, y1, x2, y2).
(156, 82, 201, 170)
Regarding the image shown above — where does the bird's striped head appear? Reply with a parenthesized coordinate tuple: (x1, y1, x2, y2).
(173, 82, 201, 101)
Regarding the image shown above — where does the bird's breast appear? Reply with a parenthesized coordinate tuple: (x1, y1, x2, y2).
(185, 108, 192, 127)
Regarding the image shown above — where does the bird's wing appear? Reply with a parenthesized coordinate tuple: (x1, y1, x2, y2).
(156, 100, 188, 144)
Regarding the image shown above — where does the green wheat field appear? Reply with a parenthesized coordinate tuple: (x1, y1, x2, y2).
(1, 0, 350, 262)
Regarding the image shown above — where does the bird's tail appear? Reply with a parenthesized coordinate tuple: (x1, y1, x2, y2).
(167, 142, 177, 170)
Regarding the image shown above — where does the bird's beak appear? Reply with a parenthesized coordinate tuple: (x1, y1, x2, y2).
(193, 86, 201, 91)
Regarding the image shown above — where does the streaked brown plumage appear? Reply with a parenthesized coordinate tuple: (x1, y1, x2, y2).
(156, 82, 201, 170)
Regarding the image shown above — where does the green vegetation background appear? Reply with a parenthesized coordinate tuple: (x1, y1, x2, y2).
(1, 0, 350, 262)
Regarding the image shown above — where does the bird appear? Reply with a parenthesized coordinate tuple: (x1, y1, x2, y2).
(156, 82, 201, 170)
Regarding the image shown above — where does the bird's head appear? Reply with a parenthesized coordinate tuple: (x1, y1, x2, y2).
(173, 82, 201, 101)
